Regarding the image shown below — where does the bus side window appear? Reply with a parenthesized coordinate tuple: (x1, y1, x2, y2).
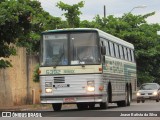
(100, 38, 111, 56)
(105, 40, 110, 56)
(123, 46, 128, 60)
(127, 48, 131, 61)
(131, 50, 135, 62)
(114, 43, 120, 58)
(119, 45, 124, 59)
(109, 41, 115, 57)
(100, 38, 106, 55)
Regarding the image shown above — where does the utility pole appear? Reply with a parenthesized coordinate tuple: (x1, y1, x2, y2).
(104, 5, 106, 18)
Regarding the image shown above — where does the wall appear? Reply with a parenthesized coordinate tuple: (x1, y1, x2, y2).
(0, 47, 40, 107)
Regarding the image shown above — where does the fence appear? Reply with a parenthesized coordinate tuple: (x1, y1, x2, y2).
(0, 47, 40, 107)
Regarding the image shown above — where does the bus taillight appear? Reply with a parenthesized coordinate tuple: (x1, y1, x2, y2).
(99, 68, 102, 71)
(99, 86, 104, 91)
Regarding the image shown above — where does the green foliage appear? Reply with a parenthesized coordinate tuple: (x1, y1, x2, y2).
(0, 0, 34, 68)
(0, 59, 12, 68)
(80, 12, 160, 84)
(0, 0, 66, 68)
(33, 64, 39, 82)
(56, 1, 84, 27)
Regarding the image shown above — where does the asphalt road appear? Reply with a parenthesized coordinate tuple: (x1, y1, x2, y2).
(1, 100, 160, 120)
(39, 100, 160, 117)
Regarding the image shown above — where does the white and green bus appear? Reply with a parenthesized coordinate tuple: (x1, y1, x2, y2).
(39, 28, 137, 111)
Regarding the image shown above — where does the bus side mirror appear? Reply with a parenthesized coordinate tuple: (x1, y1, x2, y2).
(101, 46, 106, 55)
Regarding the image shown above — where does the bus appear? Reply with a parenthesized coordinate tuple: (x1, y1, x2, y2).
(39, 28, 137, 111)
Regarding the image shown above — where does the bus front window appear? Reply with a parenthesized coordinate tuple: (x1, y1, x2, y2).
(41, 32, 100, 66)
(41, 34, 68, 66)
(70, 32, 100, 65)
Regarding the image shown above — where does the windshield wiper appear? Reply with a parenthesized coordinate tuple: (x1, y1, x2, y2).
(53, 53, 64, 68)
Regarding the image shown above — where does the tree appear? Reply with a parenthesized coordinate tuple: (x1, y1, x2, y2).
(0, 0, 68, 68)
(56, 1, 84, 28)
(15, 0, 68, 54)
(117, 13, 160, 84)
(80, 13, 160, 84)
(0, 0, 33, 68)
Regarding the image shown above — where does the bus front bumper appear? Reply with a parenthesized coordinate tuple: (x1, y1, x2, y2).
(40, 94, 105, 104)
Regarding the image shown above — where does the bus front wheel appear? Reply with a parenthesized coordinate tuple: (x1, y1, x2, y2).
(100, 102, 108, 109)
(88, 103, 95, 109)
(52, 103, 62, 111)
(77, 103, 88, 110)
(100, 96, 108, 109)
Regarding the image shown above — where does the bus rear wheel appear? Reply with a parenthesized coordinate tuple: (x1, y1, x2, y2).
(127, 88, 131, 106)
(52, 103, 62, 111)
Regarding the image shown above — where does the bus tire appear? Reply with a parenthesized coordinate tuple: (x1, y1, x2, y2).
(117, 101, 126, 107)
(77, 103, 88, 110)
(142, 100, 145, 103)
(127, 87, 131, 106)
(100, 96, 108, 109)
(88, 103, 95, 109)
(100, 102, 108, 109)
(108, 82, 112, 102)
(137, 100, 140, 103)
(52, 103, 62, 111)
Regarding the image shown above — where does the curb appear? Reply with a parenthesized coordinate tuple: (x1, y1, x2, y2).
(0, 104, 51, 111)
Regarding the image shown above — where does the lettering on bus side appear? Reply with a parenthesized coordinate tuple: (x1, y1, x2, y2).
(104, 59, 124, 73)
(64, 70, 75, 74)
(46, 70, 61, 74)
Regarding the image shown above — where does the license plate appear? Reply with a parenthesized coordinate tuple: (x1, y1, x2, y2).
(54, 84, 70, 88)
(63, 98, 76, 103)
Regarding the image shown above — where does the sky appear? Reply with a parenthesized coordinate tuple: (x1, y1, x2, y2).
(38, 0, 160, 24)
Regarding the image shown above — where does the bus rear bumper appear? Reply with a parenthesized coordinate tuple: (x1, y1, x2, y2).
(40, 94, 105, 104)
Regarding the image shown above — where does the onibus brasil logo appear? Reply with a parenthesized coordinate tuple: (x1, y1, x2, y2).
(2, 112, 42, 117)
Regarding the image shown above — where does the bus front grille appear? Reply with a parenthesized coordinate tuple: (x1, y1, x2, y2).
(54, 77, 65, 83)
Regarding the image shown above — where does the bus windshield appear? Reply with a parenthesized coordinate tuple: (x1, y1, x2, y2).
(41, 32, 100, 66)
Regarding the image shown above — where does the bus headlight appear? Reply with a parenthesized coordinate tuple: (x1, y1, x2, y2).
(153, 91, 158, 96)
(45, 88, 52, 93)
(87, 86, 95, 92)
(87, 81, 95, 92)
(45, 82, 52, 87)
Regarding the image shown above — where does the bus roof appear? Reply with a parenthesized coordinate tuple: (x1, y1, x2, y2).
(42, 28, 134, 49)
(96, 29, 134, 49)
(42, 28, 97, 33)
